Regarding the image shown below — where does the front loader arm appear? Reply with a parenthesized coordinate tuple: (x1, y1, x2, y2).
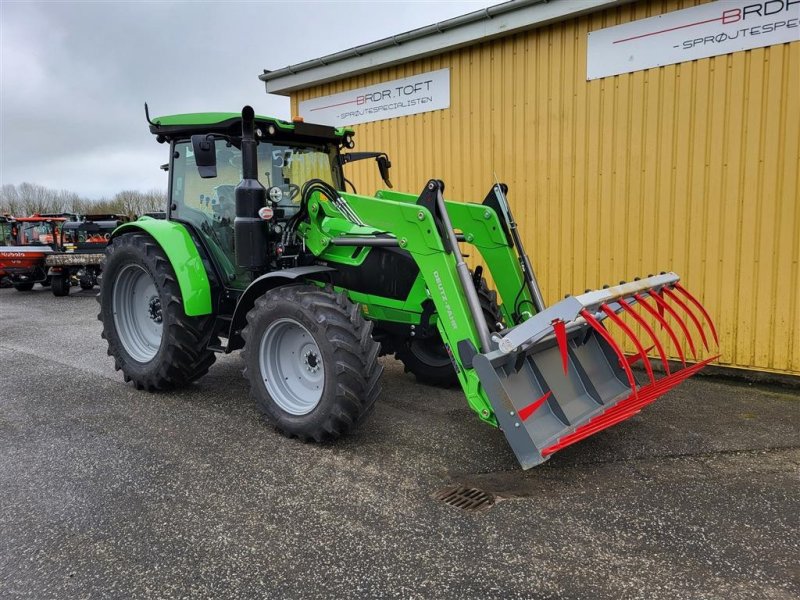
(302, 187, 512, 422)
(374, 189, 535, 325)
(300, 183, 719, 469)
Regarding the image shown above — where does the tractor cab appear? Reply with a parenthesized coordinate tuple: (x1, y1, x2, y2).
(14, 216, 66, 249)
(148, 111, 391, 288)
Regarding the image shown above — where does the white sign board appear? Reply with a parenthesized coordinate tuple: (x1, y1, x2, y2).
(299, 68, 450, 127)
(587, 0, 800, 80)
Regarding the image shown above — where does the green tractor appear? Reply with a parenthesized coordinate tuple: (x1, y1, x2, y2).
(98, 106, 718, 469)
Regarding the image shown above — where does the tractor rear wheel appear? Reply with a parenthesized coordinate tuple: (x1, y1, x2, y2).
(242, 285, 382, 442)
(13, 282, 34, 292)
(98, 232, 217, 391)
(51, 274, 70, 296)
(396, 276, 503, 387)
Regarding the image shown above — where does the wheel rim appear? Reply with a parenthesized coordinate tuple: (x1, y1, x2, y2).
(112, 264, 163, 363)
(259, 318, 325, 415)
(409, 338, 452, 368)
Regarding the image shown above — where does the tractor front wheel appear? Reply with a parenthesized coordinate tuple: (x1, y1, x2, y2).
(396, 276, 503, 387)
(51, 274, 70, 296)
(13, 282, 34, 292)
(98, 232, 217, 391)
(242, 285, 382, 442)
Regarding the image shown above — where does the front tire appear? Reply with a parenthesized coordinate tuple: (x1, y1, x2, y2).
(51, 274, 70, 296)
(13, 282, 34, 292)
(98, 232, 217, 391)
(242, 285, 382, 442)
(396, 275, 503, 387)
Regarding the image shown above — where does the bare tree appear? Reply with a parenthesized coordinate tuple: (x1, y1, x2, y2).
(0, 183, 167, 218)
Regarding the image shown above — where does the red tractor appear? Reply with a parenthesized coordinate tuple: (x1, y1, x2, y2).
(0, 215, 65, 291)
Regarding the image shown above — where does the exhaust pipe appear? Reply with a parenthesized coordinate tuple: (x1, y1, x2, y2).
(235, 105, 268, 272)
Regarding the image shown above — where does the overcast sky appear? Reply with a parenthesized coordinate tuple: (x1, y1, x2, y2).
(1, 0, 503, 199)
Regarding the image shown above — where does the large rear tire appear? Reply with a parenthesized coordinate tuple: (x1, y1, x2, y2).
(98, 232, 217, 391)
(242, 285, 382, 442)
(396, 276, 503, 387)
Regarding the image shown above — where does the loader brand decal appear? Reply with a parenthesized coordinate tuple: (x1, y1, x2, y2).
(432, 270, 458, 331)
(298, 68, 450, 126)
(587, 0, 799, 80)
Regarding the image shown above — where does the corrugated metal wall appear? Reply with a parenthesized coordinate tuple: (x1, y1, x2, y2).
(290, 0, 800, 376)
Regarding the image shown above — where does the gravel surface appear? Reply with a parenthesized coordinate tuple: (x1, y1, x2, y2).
(1, 285, 798, 599)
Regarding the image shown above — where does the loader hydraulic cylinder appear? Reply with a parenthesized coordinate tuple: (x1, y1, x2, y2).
(431, 181, 492, 352)
(492, 184, 546, 313)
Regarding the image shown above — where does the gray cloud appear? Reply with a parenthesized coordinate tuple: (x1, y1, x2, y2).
(1, 0, 502, 198)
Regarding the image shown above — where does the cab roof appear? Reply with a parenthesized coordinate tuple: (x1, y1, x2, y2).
(148, 112, 354, 144)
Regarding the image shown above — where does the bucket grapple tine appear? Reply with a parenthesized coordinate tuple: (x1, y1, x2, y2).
(519, 391, 552, 421)
(470, 272, 716, 469)
(541, 355, 718, 457)
(634, 293, 687, 367)
(579, 309, 639, 400)
(650, 291, 698, 360)
(600, 303, 656, 384)
(662, 287, 710, 352)
(674, 282, 719, 346)
(618, 298, 671, 375)
(552, 319, 569, 375)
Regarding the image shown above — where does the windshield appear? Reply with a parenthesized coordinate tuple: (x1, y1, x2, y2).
(170, 137, 341, 286)
(18, 221, 58, 245)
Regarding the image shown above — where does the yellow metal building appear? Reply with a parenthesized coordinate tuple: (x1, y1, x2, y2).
(262, 0, 800, 377)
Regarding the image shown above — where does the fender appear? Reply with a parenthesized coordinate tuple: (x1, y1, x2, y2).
(227, 265, 336, 351)
(112, 217, 213, 316)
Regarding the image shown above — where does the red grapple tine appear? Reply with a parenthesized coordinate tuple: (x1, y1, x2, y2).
(541, 356, 718, 456)
(552, 319, 569, 375)
(600, 304, 656, 384)
(674, 282, 719, 346)
(656, 292, 665, 320)
(519, 391, 552, 422)
(662, 287, 710, 352)
(580, 309, 638, 399)
(651, 291, 698, 361)
(635, 293, 687, 367)
(626, 346, 655, 366)
(619, 298, 671, 375)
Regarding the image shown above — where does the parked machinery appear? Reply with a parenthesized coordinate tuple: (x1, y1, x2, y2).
(47, 214, 129, 296)
(97, 106, 718, 469)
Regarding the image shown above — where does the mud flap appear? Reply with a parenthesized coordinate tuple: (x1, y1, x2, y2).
(473, 273, 718, 469)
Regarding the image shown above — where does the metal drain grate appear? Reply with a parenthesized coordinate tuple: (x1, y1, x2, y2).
(434, 485, 495, 513)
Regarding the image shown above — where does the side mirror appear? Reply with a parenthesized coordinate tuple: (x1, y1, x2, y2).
(376, 155, 393, 189)
(191, 134, 217, 178)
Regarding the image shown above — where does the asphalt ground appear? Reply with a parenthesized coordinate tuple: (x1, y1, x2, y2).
(0, 285, 798, 599)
